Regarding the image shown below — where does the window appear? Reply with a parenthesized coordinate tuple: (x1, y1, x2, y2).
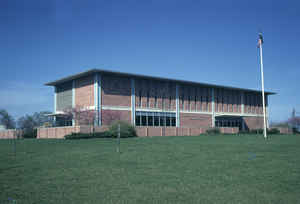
(160, 115, 165, 126)
(215, 118, 242, 130)
(166, 115, 171, 126)
(205, 96, 209, 111)
(141, 115, 147, 126)
(136, 115, 140, 126)
(169, 96, 172, 110)
(146, 91, 150, 108)
(139, 90, 142, 107)
(188, 95, 191, 111)
(162, 95, 165, 110)
(135, 111, 176, 127)
(221, 90, 224, 112)
(148, 113, 153, 126)
(194, 95, 197, 111)
(199, 96, 202, 111)
(154, 95, 157, 108)
(154, 113, 159, 126)
(181, 94, 184, 110)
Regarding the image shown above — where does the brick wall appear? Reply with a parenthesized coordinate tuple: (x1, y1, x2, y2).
(102, 74, 131, 107)
(75, 75, 94, 107)
(135, 127, 237, 136)
(37, 126, 80, 139)
(101, 110, 131, 126)
(37, 125, 110, 139)
(135, 79, 176, 111)
(243, 116, 264, 130)
(0, 130, 23, 139)
(180, 113, 212, 128)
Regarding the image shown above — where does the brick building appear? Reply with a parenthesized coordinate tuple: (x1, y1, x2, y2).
(45, 69, 275, 131)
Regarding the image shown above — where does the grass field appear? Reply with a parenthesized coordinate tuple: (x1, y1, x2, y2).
(1, 134, 300, 204)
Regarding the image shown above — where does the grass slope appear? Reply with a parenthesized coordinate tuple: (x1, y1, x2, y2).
(1, 135, 300, 204)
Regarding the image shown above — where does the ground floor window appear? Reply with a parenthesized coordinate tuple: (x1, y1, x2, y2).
(136, 111, 176, 127)
(215, 117, 242, 130)
(55, 116, 72, 127)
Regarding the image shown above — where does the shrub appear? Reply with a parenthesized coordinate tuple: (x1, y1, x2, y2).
(250, 129, 263, 134)
(23, 129, 37, 138)
(292, 127, 300, 134)
(206, 127, 221, 135)
(64, 133, 93, 139)
(238, 130, 250, 134)
(93, 131, 112, 138)
(108, 120, 137, 138)
(64, 131, 112, 139)
(268, 128, 280, 134)
(239, 128, 280, 135)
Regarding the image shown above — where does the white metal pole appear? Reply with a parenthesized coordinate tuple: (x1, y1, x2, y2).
(259, 40, 267, 139)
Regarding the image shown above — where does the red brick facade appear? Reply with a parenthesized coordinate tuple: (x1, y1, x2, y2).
(50, 70, 271, 132)
(243, 116, 264, 130)
(180, 113, 212, 128)
(75, 75, 94, 108)
(102, 74, 131, 107)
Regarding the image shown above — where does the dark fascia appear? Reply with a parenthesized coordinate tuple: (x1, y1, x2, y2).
(45, 68, 276, 95)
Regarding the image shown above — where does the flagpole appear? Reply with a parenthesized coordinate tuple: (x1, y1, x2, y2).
(258, 33, 267, 139)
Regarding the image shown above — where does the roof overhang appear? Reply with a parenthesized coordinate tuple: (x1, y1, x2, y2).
(45, 111, 68, 117)
(45, 68, 276, 95)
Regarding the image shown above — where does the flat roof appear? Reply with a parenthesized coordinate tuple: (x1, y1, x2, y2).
(45, 68, 276, 95)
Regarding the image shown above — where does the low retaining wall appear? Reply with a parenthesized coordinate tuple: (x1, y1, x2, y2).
(277, 127, 293, 134)
(136, 127, 239, 137)
(0, 130, 23, 139)
(36, 126, 239, 139)
(37, 126, 80, 139)
(37, 126, 110, 139)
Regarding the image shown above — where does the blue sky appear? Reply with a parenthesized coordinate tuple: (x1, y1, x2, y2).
(0, 0, 299, 122)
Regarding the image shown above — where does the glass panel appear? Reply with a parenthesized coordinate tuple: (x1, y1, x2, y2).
(160, 116, 165, 126)
(136, 115, 140, 126)
(148, 114, 153, 126)
(171, 117, 176, 126)
(141, 116, 147, 126)
(166, 116, 170, 126)
(154, 116, 159, 126)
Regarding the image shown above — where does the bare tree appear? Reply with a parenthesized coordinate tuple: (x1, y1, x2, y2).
(286, 108, 300, 133)
(63, 106, 96, 132)
(0, 109, 15, 129)
(102, 110, 121, 125)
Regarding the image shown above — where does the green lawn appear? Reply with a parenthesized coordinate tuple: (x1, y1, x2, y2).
(1, 135, 300, 204)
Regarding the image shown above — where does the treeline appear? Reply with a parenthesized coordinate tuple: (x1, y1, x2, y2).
(0, 109, 52, 138)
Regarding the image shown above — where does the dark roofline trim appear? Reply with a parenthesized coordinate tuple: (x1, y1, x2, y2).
(45, 68, 276, 95)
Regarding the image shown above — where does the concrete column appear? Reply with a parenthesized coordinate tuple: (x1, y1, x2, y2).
(54, 86, 57, 113)
(72, 80, 75, 126)
(211, 88, 215, 127)
(266, 95, 269, 128)
(176, 84, 180, 127)
(131, 78, 136, 126)
(54, 86, 57, 125)
(241, 91, 245, 130)
(94, 73, 102, 126)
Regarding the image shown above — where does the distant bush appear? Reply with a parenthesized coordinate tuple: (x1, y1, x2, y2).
(250, 129, 263, 134)
(65, 133, 93, 140)
(64, 121, 137, 139)
(268, 128, 280, 134)
(292, 128, 300, 134)
(23, 129, 37, 138)
(239, 128, 280, 135)
(108, 120, 137, 138)
(206, 127, 221, 135)
(238, 130, 250, 134)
